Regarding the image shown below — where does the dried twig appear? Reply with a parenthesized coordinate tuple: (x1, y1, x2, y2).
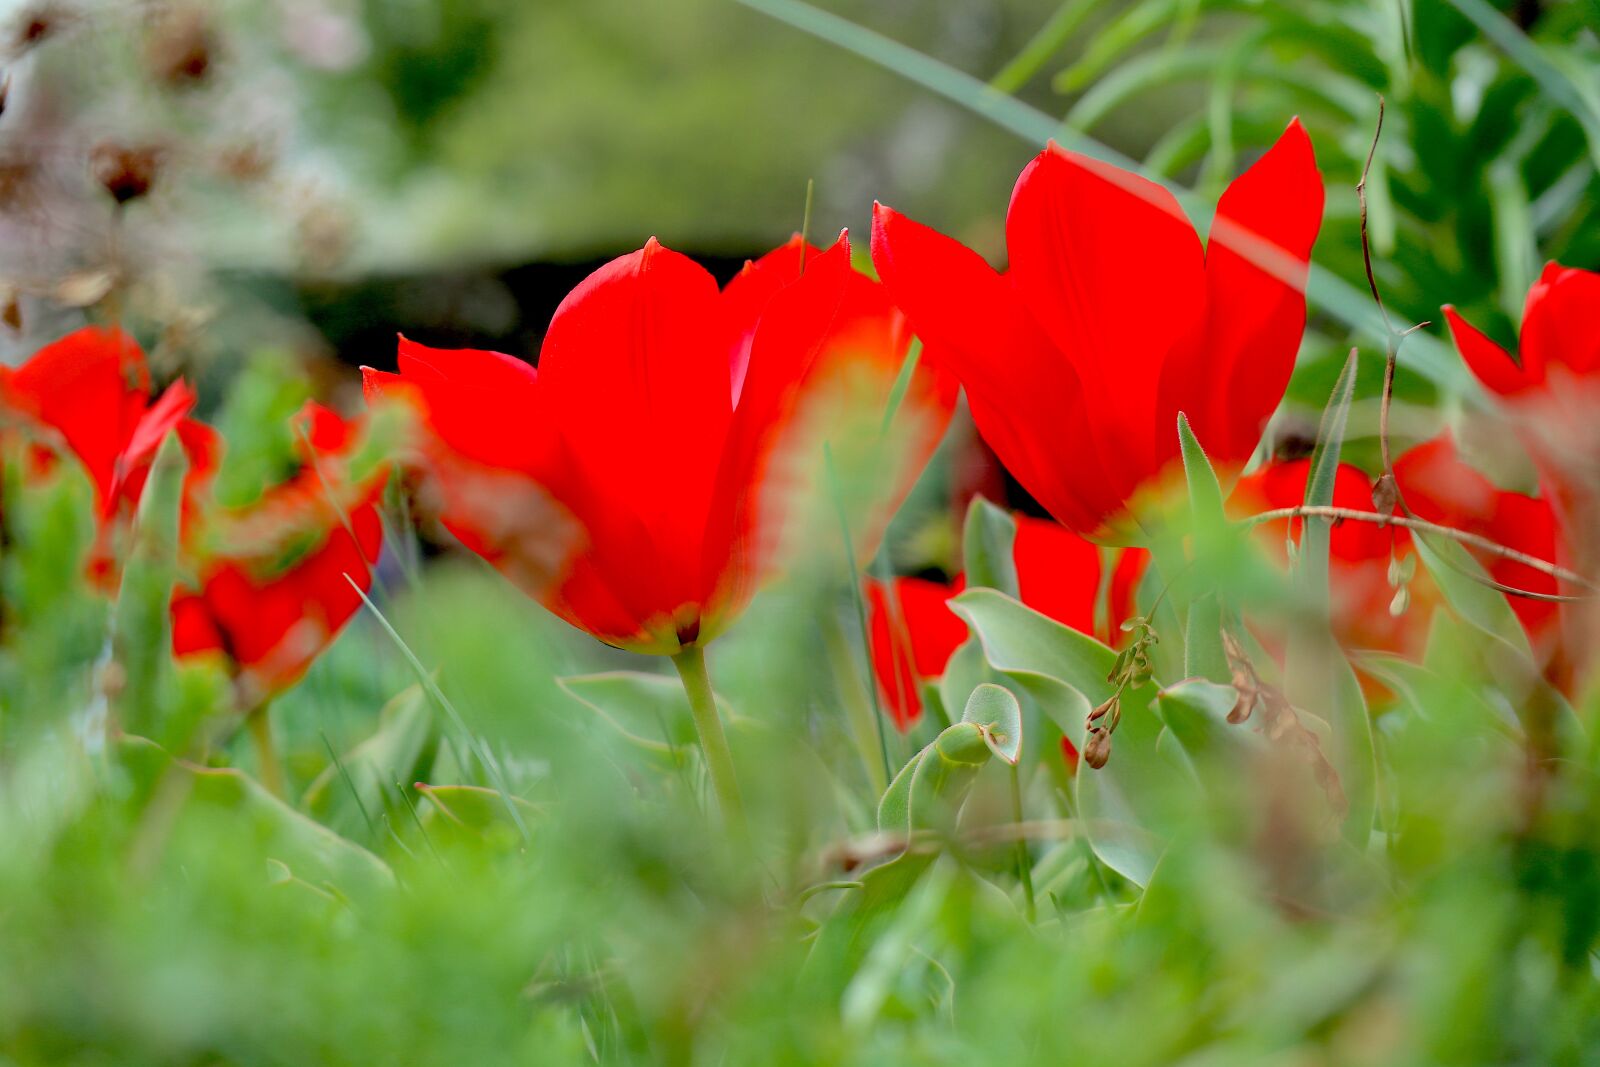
(1248, 504, 1597, 595)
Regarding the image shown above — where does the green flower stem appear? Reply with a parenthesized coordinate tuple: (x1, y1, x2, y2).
(671, 646, 747, 835)
(245, 703, 285, 801)
(820, 612, 889, 795)
(1010, 763, 1036, 922)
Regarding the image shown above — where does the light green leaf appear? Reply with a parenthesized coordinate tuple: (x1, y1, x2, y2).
(303, 685, 438, 842)
(961, 496, 1019, 596)
(961, 683, 1023, 765)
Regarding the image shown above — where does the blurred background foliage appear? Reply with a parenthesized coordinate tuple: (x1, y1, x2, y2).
(1, 0, 1599, 1064)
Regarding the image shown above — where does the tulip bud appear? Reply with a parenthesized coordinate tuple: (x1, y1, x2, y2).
(1084, 728, 1112, 770)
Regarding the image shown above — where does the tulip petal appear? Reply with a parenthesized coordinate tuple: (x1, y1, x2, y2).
(1185, 118, 1324, 464)
(8, 326, 150, 510)
(702, 236, 855, 626)
(870, 203, 1118, 534)
(1012, 514, 1101, 636)
(1005, 146, 1207, 480)
(1521, 261, 1600, 378)
(393, 336, 548, 474)
(721, 234, 807, 404)
(538, 239, 731, 627)
(1444, 306, 1532, 395)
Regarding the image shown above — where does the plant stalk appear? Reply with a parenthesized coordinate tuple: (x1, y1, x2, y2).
(671, 646, 747, 836)
(1010, 762, 1036, 922)
(821, 611, 889, 794)
(245, 703, 285, 801)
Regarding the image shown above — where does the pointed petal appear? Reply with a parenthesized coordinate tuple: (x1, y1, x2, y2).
(721, 234, 808, 403)
(1521, 261, 1600, 378)
(1006, 146, 1207, 478)
(871, 202, 1118, 534)
(701, 236, 856, 628)
(1444, 305, 1532, 395)
(1011, 514, 1101, 635)
(8, 326, 150, 508)
(538, 240, 731, 628)
(1188, 118, 1325, 463)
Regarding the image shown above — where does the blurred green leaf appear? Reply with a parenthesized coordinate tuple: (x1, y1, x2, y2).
(962, 682, 1023, 765)
(962, 495, 1019, 596)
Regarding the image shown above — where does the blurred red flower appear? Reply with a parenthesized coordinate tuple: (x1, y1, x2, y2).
(1445, 263, 1600, 542)
(863, 512, 1145, 731)
(0, 325, 195, 581)
(1234, 437, 1560, 660)
(367, 234, 941, 655)
(1233, 458, 1417, 657)
(871, 119, 1324, 539)
(1394, 434, 1561, 652)
(170, 403, 384, 708)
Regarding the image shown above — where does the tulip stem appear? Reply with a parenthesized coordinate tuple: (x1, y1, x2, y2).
(1009, 763, 1036, 922)
(245, 703, 285, 801)
(821, 612, 889, 795)
(672, 646, 747, 836)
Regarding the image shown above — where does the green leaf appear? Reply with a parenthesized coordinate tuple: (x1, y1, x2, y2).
(1177, 413, 1224, 531)
(950, 588, 1170, 885)
(1155, 678, 1252, 771)
(416, 783, 542, 848)
(303, 685, 439, 843)
(937, 638, 994, 733)
(877, 719, 992, 836)
(1299, 346, 1359, 598)
(111, 432, 189, 743)
(1410, 535, 1534, 661)
(961, 496, 1019, 596)
(557, 670, 713, 760)
(1444, 0, 1600, 168)
(1182, 593, 1231, 684)
(961, 683, 1023, 765)
(116, 736, 393, 897)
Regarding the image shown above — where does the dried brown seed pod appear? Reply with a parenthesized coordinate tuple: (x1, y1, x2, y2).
(1083, 728, 1112, 770)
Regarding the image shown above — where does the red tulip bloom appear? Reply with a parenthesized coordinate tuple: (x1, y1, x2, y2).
(170, 403, 384, 707)
(1393, 434, 1560, 649)
(871, 120, 1324, 539)
(1445, 262, 1600, 539)
(864, 513, 1138, 730)
(1235, 438, 1560, 659)
(1232, 458, 1417, 656)
(1445, 263, 1600, 399)
(0, 325, 195, 579)
(366, 235, 900, 655)
(720, 236, 958, 569)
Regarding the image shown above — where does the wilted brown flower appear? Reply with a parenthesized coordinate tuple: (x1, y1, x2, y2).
(145, 5, 216, 87)
(91, 142, 161, 205)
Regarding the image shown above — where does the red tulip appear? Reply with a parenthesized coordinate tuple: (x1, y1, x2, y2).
(1445, 263, 1600, 541)
(0, 325, 195, 579)
(1445, 263, 1600, 399)
(1233, 439, 1560, 659)
(863, 513, 1132, 730)
(1393, 434, 1560, 649)
(366, 235, 887, 655)
(170, 402, 384, 707)
(721, 236, 958, 570)
(1232, 458, 1417, 656)
(871, 120, 1324, 539)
